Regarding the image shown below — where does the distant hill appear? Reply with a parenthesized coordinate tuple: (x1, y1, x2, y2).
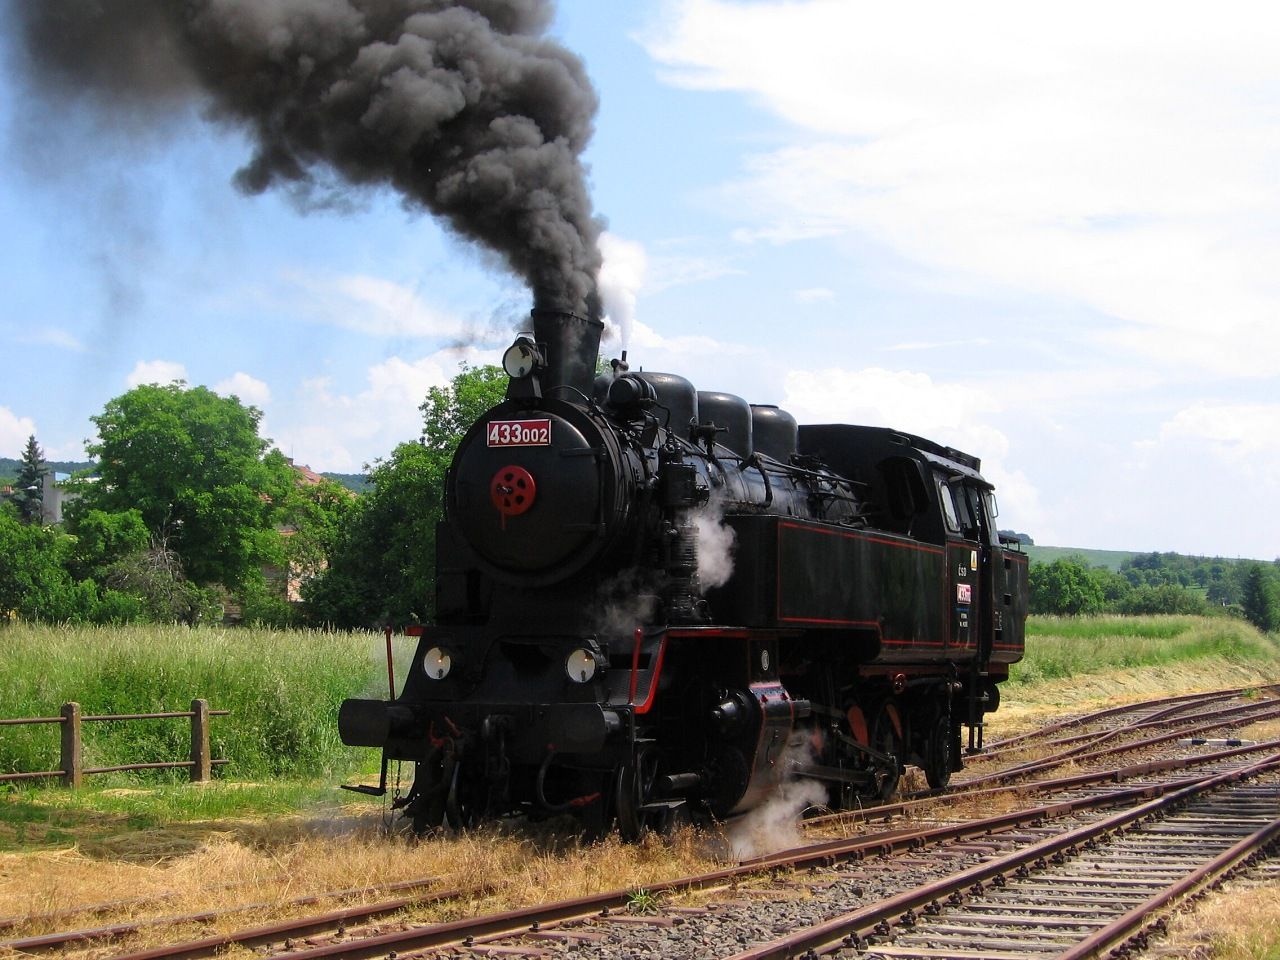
(2, 456, 370, 494)
(1023, 545, 1138, 571)
(0, 457, 95, 485)
(321, 472, 371, 494)
(1023, 545, 1265, 569)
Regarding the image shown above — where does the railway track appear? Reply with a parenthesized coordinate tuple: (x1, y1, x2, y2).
(31, 741, 1270, 960)
(5, 686, 1275, 960)
(805, 685, 1280, 832)
(726, 759, 1280, 960)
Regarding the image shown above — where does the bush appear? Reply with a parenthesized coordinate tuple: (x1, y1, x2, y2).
(1114, 584, 1209, 616)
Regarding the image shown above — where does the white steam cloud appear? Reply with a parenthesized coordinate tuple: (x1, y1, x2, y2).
(692, 497, 737, 589)
(727, 740, 827, 860)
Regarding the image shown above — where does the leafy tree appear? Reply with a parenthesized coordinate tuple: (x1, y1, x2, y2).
(420, 364, 509, 452)
(69, 383, 294, 589)
(102, 535, 222, 624)
(10, 435, 49, 525)
(1029, 558, 1106, 615)
(276, 477, 356, 589)
(304, 441, 442, 627)
(1115, 584, 1208, 616)
(0, 504, 113, 621)
(306, 364, 506, 627)
(1241, 564, 1279, 633)
(66, 508, 150, 580)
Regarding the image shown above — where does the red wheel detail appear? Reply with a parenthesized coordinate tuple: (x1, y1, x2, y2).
(490, 466, 537, 517)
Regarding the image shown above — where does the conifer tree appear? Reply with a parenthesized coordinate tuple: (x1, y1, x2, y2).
(1242, 564, 1278, 633)
(12, 434, 49, 525)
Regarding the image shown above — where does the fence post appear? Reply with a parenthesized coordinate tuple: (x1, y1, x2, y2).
(60, 702, 82, 788)
(190, 699, 211, 783)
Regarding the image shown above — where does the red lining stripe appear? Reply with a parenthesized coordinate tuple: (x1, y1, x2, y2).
(633, 637, 668, 715)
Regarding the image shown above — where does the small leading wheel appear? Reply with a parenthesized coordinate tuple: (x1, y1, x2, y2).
(615, 745, 662, 843)
(869, 704, 903, 802)
(923, 712, 953, 790)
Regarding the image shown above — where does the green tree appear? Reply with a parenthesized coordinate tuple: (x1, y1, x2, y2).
(305, 364, 506, 627)
(69, 383, 293, 589)
(1029, 558, 1106, 615)
(1115, 584, 1208, 616)
(66, 508, 150, 580)
(0, 503, 104, 621)
(10, 435, 49, 525)
(1241, 564, 1279, 633)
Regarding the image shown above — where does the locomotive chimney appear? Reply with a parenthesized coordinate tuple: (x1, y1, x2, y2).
(531, 308, 604, 398)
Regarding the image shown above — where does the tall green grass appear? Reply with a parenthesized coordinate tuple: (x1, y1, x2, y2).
(0, 624, 391, 782)
(1011, 614, 1279, 686)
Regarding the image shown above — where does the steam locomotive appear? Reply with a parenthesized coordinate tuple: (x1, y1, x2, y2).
(339, 309, 1028, 837)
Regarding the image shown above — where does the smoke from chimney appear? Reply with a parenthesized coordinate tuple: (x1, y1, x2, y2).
(6, 0, 604, 317)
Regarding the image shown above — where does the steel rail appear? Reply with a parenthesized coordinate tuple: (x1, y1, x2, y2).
(0, 878, 451, 954)
(718, 752, 1280, 960)
(1055, 814, 1280, 960)
(804, 703, 1280, 831)
(981, 683, 1277, 751)
(204, 752, 1276, 960)
(969, 688, 1264, 763)
(957, 698, 1280, 789)
(798, 734, 1280, 844)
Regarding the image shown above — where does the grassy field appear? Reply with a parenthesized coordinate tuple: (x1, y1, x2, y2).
(985, 614, 1280, 742)
(0, 623, 398, 784)
(1009, 614, 1277, 686)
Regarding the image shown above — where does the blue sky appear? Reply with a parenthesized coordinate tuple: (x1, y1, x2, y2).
(1, 0, 1277, 559)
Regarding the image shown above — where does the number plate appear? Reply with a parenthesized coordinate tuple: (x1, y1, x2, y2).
(487, 418, 551, 447)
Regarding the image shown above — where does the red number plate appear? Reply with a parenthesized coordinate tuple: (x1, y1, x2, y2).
(486, 419, 552, 447)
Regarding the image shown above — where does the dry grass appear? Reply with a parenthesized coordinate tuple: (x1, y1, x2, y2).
(1161, 877, 1280, 960)
(1239, 719, 1280, 742)
(0, 802, 724, 956)
(986, 659, 1280, 742)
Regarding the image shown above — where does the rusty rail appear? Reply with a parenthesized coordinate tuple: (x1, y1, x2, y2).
(0, 699, 229, 786)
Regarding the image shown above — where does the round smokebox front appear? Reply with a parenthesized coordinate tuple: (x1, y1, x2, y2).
(450, 409, 605, 582)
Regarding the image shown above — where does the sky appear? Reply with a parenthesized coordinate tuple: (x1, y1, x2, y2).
(0, 0, 1277, 560)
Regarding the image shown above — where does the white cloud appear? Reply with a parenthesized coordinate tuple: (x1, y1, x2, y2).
(1071, 401, 1280, 557)
(1156, 402, 1280, 461)
(644, 0, 1280, 377)
(782, 366, 1001, 441)
(283, 270, 474, 340)
(214, 372, 272, 407)
(273, 346, 499, 472)
(126, 359, 188, 387)
(18, 328, 86, 352)
(780, 365, 1051, 535)
(0, 406, 38, 456)
(794, 287, 835, 303)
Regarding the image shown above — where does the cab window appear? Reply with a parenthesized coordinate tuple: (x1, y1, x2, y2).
(935, 475, 960, 533)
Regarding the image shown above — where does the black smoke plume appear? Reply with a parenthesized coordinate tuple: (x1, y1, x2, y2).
(7, 0, 603, 316)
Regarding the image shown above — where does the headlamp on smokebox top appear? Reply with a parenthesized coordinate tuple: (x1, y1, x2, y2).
(502, 337, 543, 379)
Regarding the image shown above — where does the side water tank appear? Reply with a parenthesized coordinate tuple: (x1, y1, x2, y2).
(698, 391, 753, 458)
(751, 405, 798, 462)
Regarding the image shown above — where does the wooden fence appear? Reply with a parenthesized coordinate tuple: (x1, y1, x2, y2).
(0, 699, 229, 787)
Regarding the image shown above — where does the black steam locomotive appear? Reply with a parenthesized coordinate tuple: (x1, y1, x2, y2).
(340, 309, 1028, 837)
